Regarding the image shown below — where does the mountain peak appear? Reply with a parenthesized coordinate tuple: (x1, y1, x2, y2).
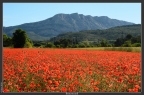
(99, 16, 109, 18)
(71, 13, 79, 15)
(3, 13, 135, 41)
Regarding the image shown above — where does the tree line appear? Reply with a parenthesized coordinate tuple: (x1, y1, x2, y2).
(3, 29, 141, 48)
(34, 34, 141, 48)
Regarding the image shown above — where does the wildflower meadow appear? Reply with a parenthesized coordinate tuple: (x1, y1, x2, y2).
(3, 48, 141, 92)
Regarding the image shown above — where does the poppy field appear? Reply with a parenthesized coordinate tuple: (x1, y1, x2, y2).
(3, 48, 141, 92)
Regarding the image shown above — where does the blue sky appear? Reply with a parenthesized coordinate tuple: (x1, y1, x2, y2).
(3, 3, 141, 27)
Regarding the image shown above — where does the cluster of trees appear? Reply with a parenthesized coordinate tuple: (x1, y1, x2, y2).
(3, 29, 33, 48)
(114, 34, 141, 47)
(35, 34, 141, 48)
(33, 39, 110, 48)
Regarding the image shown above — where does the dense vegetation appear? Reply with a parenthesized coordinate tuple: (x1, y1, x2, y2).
(50, 24, 141, 43)
(114, 34, 141, 47)
(3, 29, 33, 48)
(3, 34, 141, 48)
(3, 24, 141, 48)
(42, 34, 140, 48)
(3, 34, 12, 47)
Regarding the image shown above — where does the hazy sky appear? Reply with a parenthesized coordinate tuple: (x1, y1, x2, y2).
(3, 3, 141, 27)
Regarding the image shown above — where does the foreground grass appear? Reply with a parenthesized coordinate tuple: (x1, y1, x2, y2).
(72, 47, 141, 52)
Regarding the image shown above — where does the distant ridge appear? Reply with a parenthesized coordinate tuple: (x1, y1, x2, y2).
(3, 13, 135, 41)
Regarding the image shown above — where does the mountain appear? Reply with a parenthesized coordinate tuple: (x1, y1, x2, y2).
(50, 24, 141, 43)
(3, 13, 135, 41)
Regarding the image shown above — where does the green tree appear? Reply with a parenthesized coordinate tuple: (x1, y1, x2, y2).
(82, 40, 90, 47)
(73, 44, 79, 48)
(122, 41, 132, 47)
(24, 42, 32, 48)
(131, 37, 137, 44)
(100, 39, 108, 47)
(45, 42, 55, 48)
(12, 29, 32, 48)
(78, 43, 86, 48)
(54, 38, 72, 48)
(3, 34, 8, 42)
(33, 43, 41, 47)
(114, 38, 124, 47)
(125, 34, 132, 40)
(131, 43, 141, 47)
(3, 34, 12, 47)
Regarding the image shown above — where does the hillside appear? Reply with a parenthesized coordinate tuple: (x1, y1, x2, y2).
(49, 24, 141, 43)
(3, 13, 134, 41)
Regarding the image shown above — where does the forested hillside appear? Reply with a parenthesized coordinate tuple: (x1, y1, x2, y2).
(50, 24, 141, 43)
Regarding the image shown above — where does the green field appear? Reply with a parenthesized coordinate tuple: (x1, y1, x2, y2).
(69, 47, 141, 52)
(3, 47, 141, 52)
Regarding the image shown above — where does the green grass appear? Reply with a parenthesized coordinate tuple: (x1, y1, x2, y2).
(71, 47, 141, 52)
(3, 47, 141, 52)
(104, 47, 141, 52)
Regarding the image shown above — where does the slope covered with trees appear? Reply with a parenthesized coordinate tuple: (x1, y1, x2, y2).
(49, 24, 141, 43)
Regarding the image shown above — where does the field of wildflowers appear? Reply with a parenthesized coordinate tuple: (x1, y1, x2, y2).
(3, 48, 141, 92)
